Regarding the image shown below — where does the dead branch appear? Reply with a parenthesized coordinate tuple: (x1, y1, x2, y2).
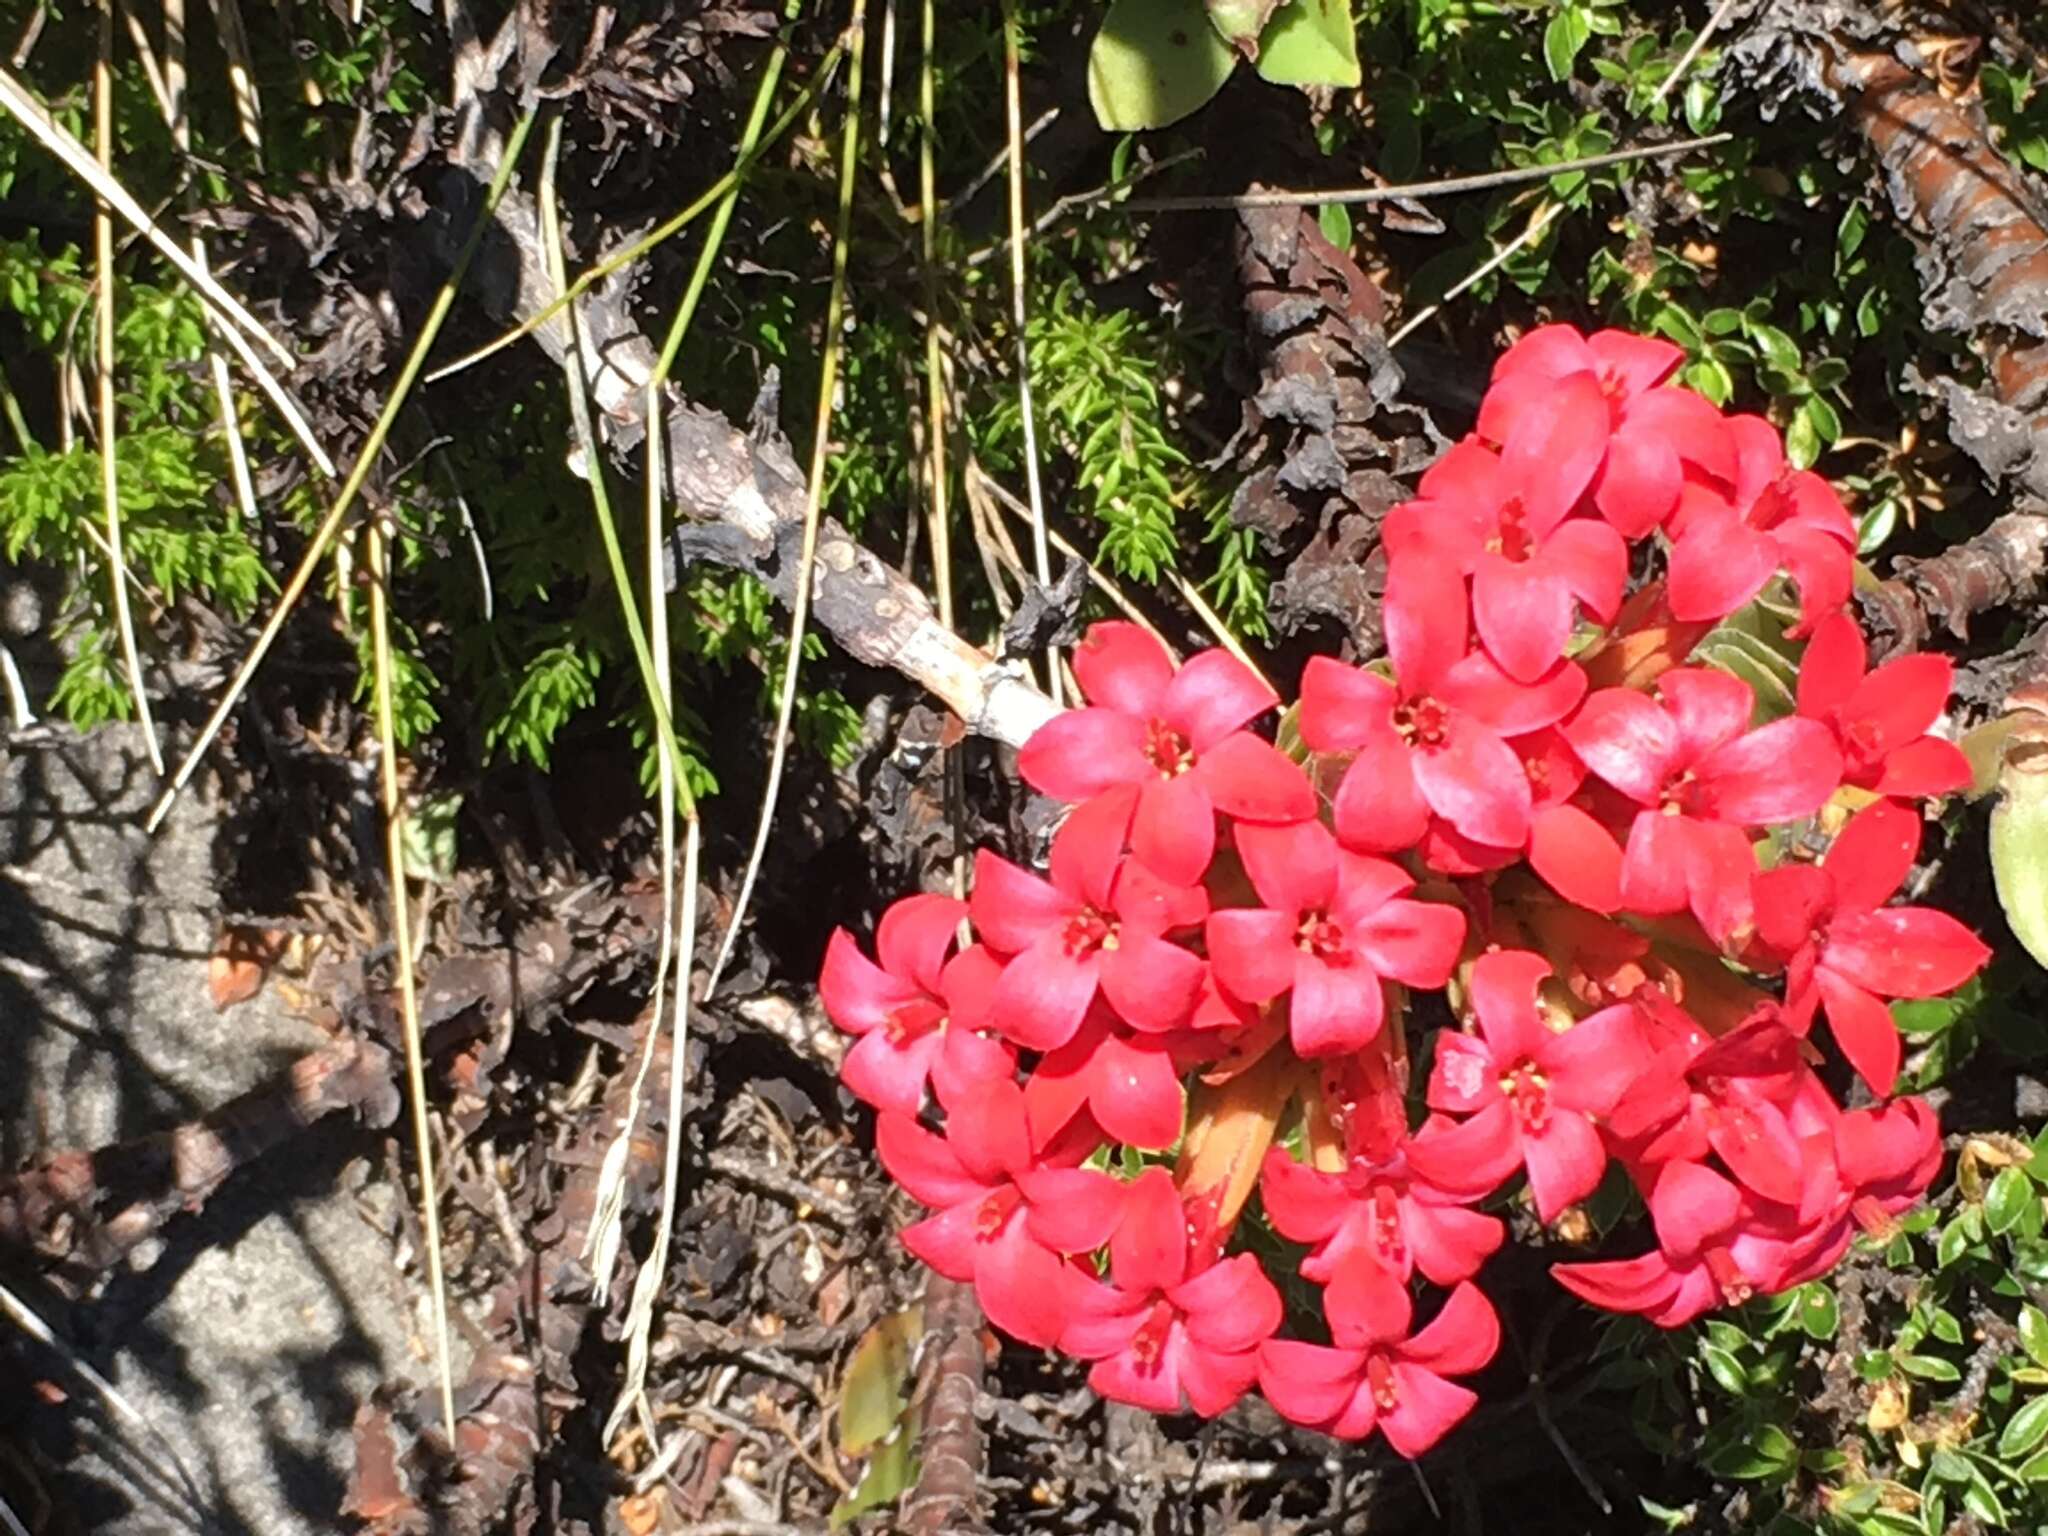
(1824, 43, 2048, 504)
(1864, 509, 2048, 652)
(441, 89, 1059, 751)
(898, 1274, 988, 1536)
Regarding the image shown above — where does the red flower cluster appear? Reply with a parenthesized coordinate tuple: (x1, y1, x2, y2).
(820, 325, 1990, 1459)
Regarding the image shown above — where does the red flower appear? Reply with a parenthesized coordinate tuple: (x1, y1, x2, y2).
(1795, 612, 1970, 799)
(1260, 1129, 1504, 1290)
(1752, 801, 1991, 1094)
(876, 1077, 1094, 1347)
(1023, 1003, 1193, 1151)
(1386, 437, 1628, 682)
(1258, 1274, 1499, 1455)
(971, 794, 1209, 1050)
(1205, 819, 1465, 1057)
(819, 893, 1016, 1114)
(1666, 414, 1857, 635)
(1416, 950, 1653, 1221)
(1479, 325, 1735, 537)
(1059, 1169, 1283, 1417)
(1299, 558, 1586, 855)
(1018, 623, 1314, 885)
(1555, 667, 1841, 934)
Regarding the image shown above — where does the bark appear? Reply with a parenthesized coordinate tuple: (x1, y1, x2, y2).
(897, 1274, 988, 1536)
(1864, 510, 2048, 654)
(1824, 42, 2048, 505)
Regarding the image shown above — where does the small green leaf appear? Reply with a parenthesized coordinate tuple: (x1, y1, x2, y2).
(1317, 201, 1353, 251)
(1255, 0, 1361, 88)
(2022, 1303, 2048, 1369)
(1988, 1166, 2034, 1234)
(1784, 407, 1821, 470)
(2019, 1447, 2048, 1482)
(1898, 1353, 1962, 1383)
(1542, 11, 1577, 81)
(1207, 0, 1283, 53)
(2001, 1395, 2048, 1459)
(839, 1307, 924, 1455)
(1089, 0, 1240, 131)
(1700, 1342, 1749, 1395)
(1705, 1421, 1797, 1480)
(400, 792, 464, 884)
(1799, 1285, 1839, 1341)
(831, 1407, 920, 1528)
(1927, 1447, 1972, 1484)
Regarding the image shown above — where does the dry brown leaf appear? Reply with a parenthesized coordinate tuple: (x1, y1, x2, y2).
(208, 925, 289, 1010)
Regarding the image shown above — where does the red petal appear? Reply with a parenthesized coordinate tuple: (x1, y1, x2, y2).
(1626, 386, 1735, 482)
(1646, 1160, 1742, 1259)
(1196, 733, 1316, 824)
(1684, 818, 1761, 950)
(1543, 518, 1629, 623)
(876, 1111, 986, 1209)
(1385, 554, 1469, 697)
(1816, 969, 1903, 1096)
(1825, 800, 1920, 912)
(1259, 1149, 1349, 1243)
(1618, 809, 1692, 915)
(1551, 1251, 1683, 1316)
(1469, 949, 1553, 1065)
(1846, 653, 1955, 757)
(1528, 803, 1624, 914)
(1540, 1001, 1655, 1115)
(1379, 1367, 1479, 1458)
(1258, 1341, 1368, 1431)
(1164, 648, 1279, 750)
(1175, 1330, 1262, 1419)
(1323, 1260, 1415, 1349)
(1205, 909, 1299, 1005)
(1499, 371, 1608, 525)
(1235, 816, 1339, 914)
(1018, 709, 1150, 802)
(1175, 1255, 1284, 1353)
(1706, 1096, 1804, 1206)
(1473, 556, 1575, 683)
(1438, 649, 1587, 736)
(1423, 1033, 1501, 1116)
(1797, 611, 1868, 720)
(1690, 717, 1842, 826)
(1099, 933, 1205, 1032)
(1593, 422, 1681, 537)
(840, 1029, 942, 1115)
(1111, 1167, 1188, 1294)
(1522, 1110, 1608, 1221)
(1659, 667, 1756, 764)
(1087, 1032, 1188, 1149)
(1049, 788, 1135, 909)
(1874, 736, 1971, 798)
(1666, 513, 1778, 622)
(1332, 738, 1431, 852)
(1492, 322, 1598, 385)
(974, 1220, 1075, 1348)
(1058, 1273, 1150, 1358)
(901, 1203, 980, 1282)
(945, 1076, 1035, 1184)
(1412, 716, 1533, 849)
(1289, 954, 1387, 1057)
(1399, 1281, 1501, 1378)
(1298, 657, 1397, 751)
(1022, 1167, 1128, 1254)
(819, 928, 923, 1038)
(1072, 621, 1174, 716)
(1588, 328, 1685, 396)
(1407, 1100, 1522, 1197)
(876, 892, 968, 993)
(1566, 688, 1680, 805)
(991, 938, 1099, 1052)
(1825, 908, 1991, 999)
(932, 1022, 1016, 1106)
(1088, 1341, 1183, 1415)
(1349, 896, 1465, 990)
(970, 851, 1070, 954)
(1752, 864, 1833, 960)
(1131, 773, 1215, 888)
(1404, 1203, 1505, 1287)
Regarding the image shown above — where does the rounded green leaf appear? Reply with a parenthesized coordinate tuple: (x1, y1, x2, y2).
(2000, 1394, 2048, 1460)
(1254, 0, 1361, 88)
(1090, 0, 1241, 131)
(1988, 1165, 2035, 1235)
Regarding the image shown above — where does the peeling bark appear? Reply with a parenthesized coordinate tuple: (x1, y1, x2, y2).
(1864, 510, 2048, 653)
(898, 1275, 988, 1536)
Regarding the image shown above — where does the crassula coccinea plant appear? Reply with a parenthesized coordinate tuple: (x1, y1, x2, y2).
(818, 325, 1992, 1458)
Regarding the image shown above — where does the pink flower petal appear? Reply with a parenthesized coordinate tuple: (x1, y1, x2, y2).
(1565, 688, 1681, 806)
(1072, 622, 1174, 716)
(944, 1076, 1035, 1184)
(1205, 908, 1300, 1005)
(1175, 1255, 1284, 1353)
(1195, 732, 1317, 824)
(1411, 715, 1534, 850)
(1521, 1110, 1608, 1221)
(1618, 808, 1692, 915)
(1473, 556, 1575, 683)
(1379, 1366, 1480, 1458)
(1385, 555, 1470, 697)
(991, 936, 1099, 1052)
(1022, 1167, 1129, 1254)
(974, 1219, 1075, 1348)
(840, 1028, 943, 1115)
(970, 851, 1071, 954)
(1099, 932, 1205, 1033)
(1087, 1032, 1188, 1149)
(1349, 896, 1466, 990)
(1111, 1167, 1188, 1294)
(1398, 1281, 1501, 1377)
(1528, 803, 1624, 914)
(1825, 909, 1991, 999)
(1164, 647, 1280, 750)
(1018, 708, 1150, 802)
(1543, 517, 1629, 623)
(1797, 611, 1868, 720)
(1666, 512, 1779, 622)
(1298, 657, 1397, 751)
(1588, 329, 1685, 396)
(1332, 737, 1431, 852)
(1258, 1341, 1369, 1431)
(1825, 799, 1920, 912)
(1131, 773, 1215, 888)
(819, 928, 925, 1038)
(1289, 954, 1387, 1057)
(1660, 666, 1756, 766)
(876, 1111, 986, 1209)
(1690, 717, 1842, 826)
(1235, 816, 1340, 914)
(1873, 736, 1971, 798)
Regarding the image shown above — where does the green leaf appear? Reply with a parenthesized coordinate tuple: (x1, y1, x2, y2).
(1207, 0, 1284, 53)
(1700, 1342, 1749, 1395)
(1799, 1285, 1839, 1341)
(1542, 11, 1577, 82)
(1784, 407, 1821, 469)
(1988, 1166, 2035, 1234)
(1898, 1353, 1962, 1383)
(1317, 201, 1353, 250)
(2000, 1395, 2048, 1459)
(399, 792, 464, 884)
(838, 1308, 924, 1455)
(830, 1407, 920, 1528)
(1255, 0, 1361, 88)
(1705, 1421, 1797, 1479)
(1090, 0, 1240, 131)
(2021, 1303, 2048, 1369)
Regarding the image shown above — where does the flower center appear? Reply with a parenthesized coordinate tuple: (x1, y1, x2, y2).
(1062, 906, 1119, 958)
(1365, 1352, 1400, 1412)
(1487, 497, 1536, 564)
(1851, 1194, 1899, 1240)
(1144, 718, 1195, 778)
(882, 1001, 945, 1045)
(1296, 908, 1349, 960)
(1658, 770, 1699, 816)
(1840, 716, 1883, 774)
(1393, 696, 1452, 750)
(1704, 1246, 1753, 1307)
(1500, 1061, 1551, 1131)
(974, 1184, 1023, 1240)
(1129, 1300, 1176, 1370)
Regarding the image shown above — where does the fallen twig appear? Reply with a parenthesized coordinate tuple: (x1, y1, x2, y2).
(899, 1274, 987, 1536)
(1864, 511, 2048, 653)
